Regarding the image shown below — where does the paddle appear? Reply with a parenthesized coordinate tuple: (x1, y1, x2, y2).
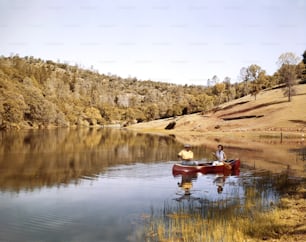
(223, 161, 232, 170)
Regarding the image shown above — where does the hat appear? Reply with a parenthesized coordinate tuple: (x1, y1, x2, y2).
(184, 144, 191, 148)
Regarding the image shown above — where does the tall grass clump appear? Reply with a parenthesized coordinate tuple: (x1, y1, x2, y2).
(144, 202, 290, 242)
(143, 184, 293, 242)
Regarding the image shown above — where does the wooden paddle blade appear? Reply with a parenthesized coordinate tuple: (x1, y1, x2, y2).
(224, 163, 232, 170)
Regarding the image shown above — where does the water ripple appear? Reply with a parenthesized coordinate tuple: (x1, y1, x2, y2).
(1, 210, 75, 241)
(102, 162, 173, 179)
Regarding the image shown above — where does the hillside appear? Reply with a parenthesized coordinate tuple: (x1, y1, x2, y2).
(1, 55, 305, 130)
(0, 56, 219, 130)
(128, 84, 306, 136)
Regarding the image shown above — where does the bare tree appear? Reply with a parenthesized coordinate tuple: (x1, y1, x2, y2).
(301, 50, 306, 83)
(211, 75, 220, 85)
(239, 67, 250, 96)
(223, 76, 232, 101)
(277, 52, 301, 102)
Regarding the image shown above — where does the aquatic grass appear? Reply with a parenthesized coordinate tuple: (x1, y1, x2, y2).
(145, 203, 291, 242)
(144, 172, 304, 241)
(242, 209, 286, 239)
(145, 199, 245, 242)
(144, 187, 290, 242)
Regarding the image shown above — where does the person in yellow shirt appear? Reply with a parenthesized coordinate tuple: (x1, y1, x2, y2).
(178, 144, 196, 165)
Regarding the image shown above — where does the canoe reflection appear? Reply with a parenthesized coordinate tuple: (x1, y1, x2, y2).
(177, 173, 198, 196)
(175, 173, 199, 202)
(173, 165, 240, 201)
(213, 173, 226, 194)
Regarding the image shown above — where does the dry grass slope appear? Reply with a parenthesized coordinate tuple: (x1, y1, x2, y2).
(129, 84, 306, 133)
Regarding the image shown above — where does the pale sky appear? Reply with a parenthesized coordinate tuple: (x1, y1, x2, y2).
(0, 0, 305, 85)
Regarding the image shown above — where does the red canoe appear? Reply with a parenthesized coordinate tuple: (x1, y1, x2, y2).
(172, 159, 240, 176)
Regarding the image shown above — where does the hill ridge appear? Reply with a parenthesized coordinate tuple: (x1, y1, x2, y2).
(128, 84, 306, 134)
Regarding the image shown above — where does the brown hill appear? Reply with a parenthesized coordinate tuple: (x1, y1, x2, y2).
(128, 84, 306, 135)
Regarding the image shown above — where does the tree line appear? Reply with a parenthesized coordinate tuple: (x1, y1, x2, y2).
(0, 51, 305, 130)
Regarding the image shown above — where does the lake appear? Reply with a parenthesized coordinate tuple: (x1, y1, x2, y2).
(0, 128, 305, 242)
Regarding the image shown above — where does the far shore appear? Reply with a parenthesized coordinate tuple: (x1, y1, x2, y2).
(127, 125, 305, 146)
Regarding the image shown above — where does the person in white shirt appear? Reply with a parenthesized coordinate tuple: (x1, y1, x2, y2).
(213, 144, 227, 166)
(216, 144, 226, 161)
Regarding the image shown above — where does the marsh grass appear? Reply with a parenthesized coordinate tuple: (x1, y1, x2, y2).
(145, 203, 290, 242)
(144, 186, 293, 242)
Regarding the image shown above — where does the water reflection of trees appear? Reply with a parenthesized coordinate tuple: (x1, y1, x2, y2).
(0, 128, 181, 192)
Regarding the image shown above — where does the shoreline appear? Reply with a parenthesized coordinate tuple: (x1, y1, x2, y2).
(126, 126, 305, 145)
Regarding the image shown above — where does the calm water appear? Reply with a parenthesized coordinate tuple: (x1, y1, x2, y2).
(0, 128, 305, 242)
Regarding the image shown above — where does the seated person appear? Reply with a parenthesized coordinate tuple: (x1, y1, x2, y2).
(178, 144, 197, 165)
(212, 144, 227, 166)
